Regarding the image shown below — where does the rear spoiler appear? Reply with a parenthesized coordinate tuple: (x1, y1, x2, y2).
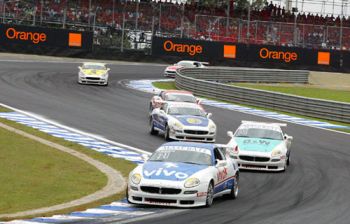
(200, 62, 210, 66)
(241, 120, 287, 127)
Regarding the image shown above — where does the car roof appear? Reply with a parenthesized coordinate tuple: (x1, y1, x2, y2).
(177, 60, 200, 64)
(161, 141, 216, 152)
(82, 62, 106, 66)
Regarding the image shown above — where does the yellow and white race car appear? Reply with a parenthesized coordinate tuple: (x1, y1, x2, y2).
(78, 62, 110, 86)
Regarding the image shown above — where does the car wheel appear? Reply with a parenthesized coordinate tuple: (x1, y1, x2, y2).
(205, 182, 214, 207)
(149, 118, 158, 135)
(164, 125, 171, 141)
(287, 152, 291, 166)
(229, 173, 239, 199)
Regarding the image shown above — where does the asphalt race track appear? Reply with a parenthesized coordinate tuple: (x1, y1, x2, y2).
(0, 59, 350, 224)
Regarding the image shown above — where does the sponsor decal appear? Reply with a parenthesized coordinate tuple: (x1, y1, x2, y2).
(186, 117, 202, 125)
(163, 40, 203, 56)
(217, 167, 228, 182)
(158, 146, 211, 155)
(317, 51, 330, 65)
(5, 27, 47, 44)
(224, 45, 236, 59)
(69, 32, 82, 47)
(259, 47, 298, 63)
(243, 139, 270, 146)
(143, 168, 189, 179)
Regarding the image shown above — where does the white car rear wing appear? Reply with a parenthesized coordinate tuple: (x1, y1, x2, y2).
(241, 120, 287, 127)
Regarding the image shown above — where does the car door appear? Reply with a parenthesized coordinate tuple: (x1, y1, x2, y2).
(213, 147, 233, 194)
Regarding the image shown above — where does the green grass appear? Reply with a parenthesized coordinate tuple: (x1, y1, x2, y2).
(233, 84, 350, 103)
(0, 106, 136, 220)
(153, 81, 176, 90)
(152, 81, 350, 133)
(0, 127, 106, 214)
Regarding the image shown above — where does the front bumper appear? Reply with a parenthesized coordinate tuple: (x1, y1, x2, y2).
(169, 128, 215, 143)
(235, 155, 286, 171)
(78, 76, 108, 85)
(128, 181, 208, 208)
(164, 70, 176, 78)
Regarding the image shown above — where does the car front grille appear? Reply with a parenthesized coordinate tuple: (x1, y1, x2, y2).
(239, 156, 270, 162)
(184, 130, 209, 135)
(86, 77, 101, 80)
(141, 186, 182, 194)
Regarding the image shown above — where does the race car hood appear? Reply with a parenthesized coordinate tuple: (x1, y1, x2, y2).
(172, 115, 209, 127)
(235, 137, 283, 153)
(142, 161, 208, 181)
(81, 69, 107, 76)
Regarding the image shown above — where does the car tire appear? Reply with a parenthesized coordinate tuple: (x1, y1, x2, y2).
(149, 118, 158, 135)
(228, 173, 239, 199)
(164, 124, 171, 141)
(205, 182, 214, 207)
(287, 152, 291, 166)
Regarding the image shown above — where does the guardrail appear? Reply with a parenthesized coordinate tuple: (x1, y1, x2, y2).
(178, 67, 309, 83)
(176, 68, 350, 124)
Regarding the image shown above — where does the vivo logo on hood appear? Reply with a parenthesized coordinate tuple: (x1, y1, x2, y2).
(143, 162, 207, 181)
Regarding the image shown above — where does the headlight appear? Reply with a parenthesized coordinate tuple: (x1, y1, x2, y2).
(79, 72, 85, 77)
(172, 120, 184, 130)
(131, 173, 141, 185)
(271, 149, 282, 157)
(101, 73, 108, 78)
(208, 123, 216, 132)
(184, 178, 200, 188)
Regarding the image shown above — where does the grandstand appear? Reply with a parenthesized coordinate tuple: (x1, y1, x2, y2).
(1, 0, 350, 50)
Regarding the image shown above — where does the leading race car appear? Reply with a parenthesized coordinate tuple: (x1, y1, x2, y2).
(226, 121, 293, 172)
(149, 90, 201, 114)
(164, 60, 208, 78)
(127, 142, 239, 207)
(150, 102, 216, 142)
(78, 62, 110, 86)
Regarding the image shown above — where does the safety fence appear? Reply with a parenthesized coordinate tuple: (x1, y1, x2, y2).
(175, 68, 350, 123)
(179, 67, 309, 83)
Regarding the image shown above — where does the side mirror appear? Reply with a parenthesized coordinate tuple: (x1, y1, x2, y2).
(284, 134, 293, 140)
(227, 131, 234, 138)
(106, 68, 111, 72)
(215, 160, 227, 168)
(206, 113, 212, 118)
(141, 154, 149, 161)
(78, 66, 82, 71)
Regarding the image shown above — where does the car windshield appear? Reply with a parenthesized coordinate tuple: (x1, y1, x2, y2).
(83, 64, 106, 70)
(235, 127, 283, 140)
(164, 94, 196, 103)
(177, 61, 196, 67)
(168, 106, 206, 117)
(149, 146, 212, 166)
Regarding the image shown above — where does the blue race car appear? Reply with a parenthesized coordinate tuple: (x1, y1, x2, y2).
(149, 102, 216, 142)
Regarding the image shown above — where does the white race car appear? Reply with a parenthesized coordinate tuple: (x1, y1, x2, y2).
(78, 62, 110, 86)
(149, 90, 201, 114)
(150, 102, 216, 142)
(164, 60, 208, 78)
(226, 121, 293, 172)
(127, 142, 239, 207)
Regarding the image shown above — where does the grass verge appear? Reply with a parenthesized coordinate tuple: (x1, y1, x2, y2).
(152, 81, 350, 133)
(0, 107, 136, 220)
(233, 83, 350, 103)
